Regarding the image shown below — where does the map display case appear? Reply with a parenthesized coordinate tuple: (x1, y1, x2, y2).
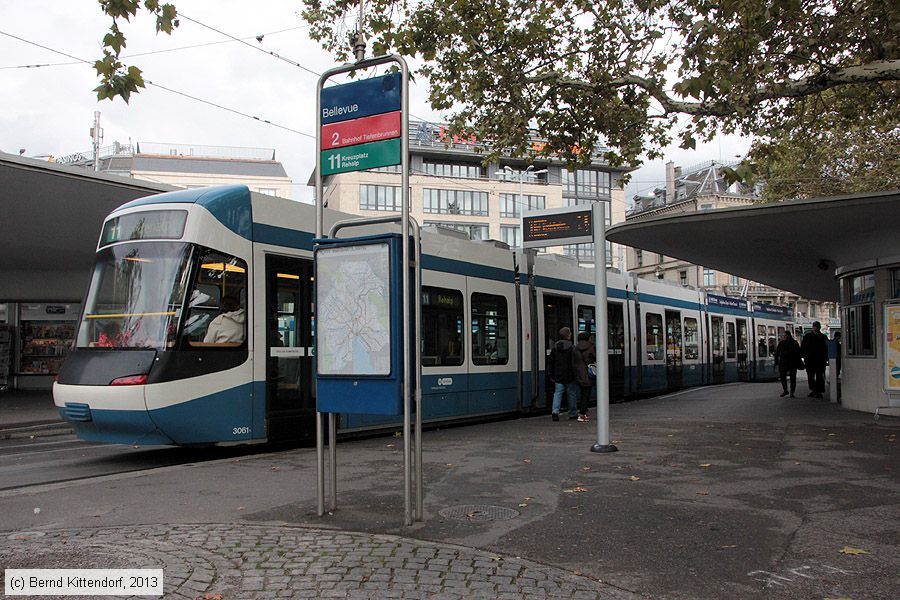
(314, 233, 404, 415)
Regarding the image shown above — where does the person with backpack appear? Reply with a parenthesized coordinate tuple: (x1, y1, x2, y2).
(547, 326, 579, 421)
(574, 331, 597, 422)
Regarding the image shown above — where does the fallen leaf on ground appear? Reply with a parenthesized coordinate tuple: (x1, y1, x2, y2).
(386, 443, 395, 448)
(518, 503, 528, 508)
(699, 463, 712, 468)
(270, 466, 279, 472)
(628, 475, 640, 481)
(696, 491, 709, 496)
(581, 466, 592, 472)
(720, 545, 737, 549)
(839, 546, 869, 555)
(199, 594, 224, 600)
(237, 506, 245, 511)
(563, 487, 588, 493)
(523, 458, 532, 464)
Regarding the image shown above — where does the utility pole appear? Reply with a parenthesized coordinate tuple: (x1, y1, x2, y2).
(90, 111, 103, 172)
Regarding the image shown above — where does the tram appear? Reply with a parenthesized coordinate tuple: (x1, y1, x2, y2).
(54, 185, 792, 446)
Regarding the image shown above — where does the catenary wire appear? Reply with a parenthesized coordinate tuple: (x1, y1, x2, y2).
(0, 30, 313, 139)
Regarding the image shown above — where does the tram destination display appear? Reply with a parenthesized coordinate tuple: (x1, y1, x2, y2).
(522, 205, 594, 249)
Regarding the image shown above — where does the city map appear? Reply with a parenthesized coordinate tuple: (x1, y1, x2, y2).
(316, 243, 391, 376)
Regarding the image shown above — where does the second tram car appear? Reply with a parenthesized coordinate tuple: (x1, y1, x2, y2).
(54, 185, 791, 446)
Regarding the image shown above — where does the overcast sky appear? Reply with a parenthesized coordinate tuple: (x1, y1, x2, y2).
(1, 1, 749, 203)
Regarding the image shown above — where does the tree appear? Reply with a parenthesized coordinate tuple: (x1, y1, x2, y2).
(98, 1, 899, 195)
(95, 0, 178, 102)
(298, 0, 898, 180)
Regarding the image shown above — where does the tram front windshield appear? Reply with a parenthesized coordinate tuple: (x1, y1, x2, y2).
(76, 242, 192, 350)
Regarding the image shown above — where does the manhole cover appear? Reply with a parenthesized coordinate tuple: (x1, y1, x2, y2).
(439, 504, 519, 522)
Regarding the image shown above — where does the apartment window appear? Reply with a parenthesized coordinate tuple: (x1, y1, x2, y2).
(422, 160, 484, 179)
(703, 269, 716, 286)
(367, 164, 402, 174)
(499, 225, 521, 248)
(657, 253, 664, 264)
(699, 203, 714, 211)
(729, 274, 740, 285)
(636, 250, 643, 267)
(679, 271, 688, 286)
(257, 187, 277, 196)
(423, 188, 488, 215)
(845, 273, 876, 357)
(561, 169, 611, 197)
(426, 221, 489, 241)
(360, 184, 401, 211)
(500, 193, 545, 218)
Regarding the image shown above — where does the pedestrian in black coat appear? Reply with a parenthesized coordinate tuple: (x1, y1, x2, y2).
(801, 321, 829, 398)
(774, 330, 802, 397)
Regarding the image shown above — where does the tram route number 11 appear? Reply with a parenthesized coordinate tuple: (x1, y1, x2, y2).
(327, 150, 365, 171)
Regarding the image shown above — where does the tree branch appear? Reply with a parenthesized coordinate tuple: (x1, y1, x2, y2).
(525, 59, 900, 117)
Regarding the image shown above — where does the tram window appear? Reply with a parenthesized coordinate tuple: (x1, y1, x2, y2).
(684, 317, 699, 360)
(645, 313, 664, 361)
(422, 286, 464, 366)
(767, 326, 777, 356)
(471, 293, 509, 365)
(183, 248, 248, 347)
(757, 325, 767, 357)
(726, 322, 736, 358)
(578, 305, 596, 344)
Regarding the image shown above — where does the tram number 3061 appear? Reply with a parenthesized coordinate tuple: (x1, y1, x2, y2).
(232, 426, 252, 435)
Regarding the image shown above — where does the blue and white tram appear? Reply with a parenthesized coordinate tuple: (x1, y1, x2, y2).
(54, 185, 792, 446)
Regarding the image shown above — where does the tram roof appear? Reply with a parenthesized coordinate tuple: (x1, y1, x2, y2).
(0, 152, 173, 275)
(606, 190, 900, 303)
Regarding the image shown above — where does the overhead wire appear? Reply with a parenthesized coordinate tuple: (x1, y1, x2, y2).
(0, 29, 313, 139)
(0, 26, 309, 70)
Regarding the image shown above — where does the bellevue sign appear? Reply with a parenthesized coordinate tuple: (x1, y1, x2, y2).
(319, 72, 402, 175)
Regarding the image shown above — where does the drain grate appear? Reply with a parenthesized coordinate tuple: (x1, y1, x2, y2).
(439, 504, 520, 522)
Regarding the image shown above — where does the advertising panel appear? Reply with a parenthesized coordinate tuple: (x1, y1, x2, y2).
(885, 302, 900, 393)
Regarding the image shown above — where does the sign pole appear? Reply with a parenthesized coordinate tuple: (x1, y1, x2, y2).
(591, 201, 618, 453)
(315, 71, 327, 517)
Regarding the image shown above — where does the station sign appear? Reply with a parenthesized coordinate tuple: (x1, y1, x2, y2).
(319, 72, 402, 175)
(522, 204, 594, 249)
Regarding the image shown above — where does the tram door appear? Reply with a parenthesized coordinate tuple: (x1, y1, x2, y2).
(577, 303, 626, 400)
(265, 255, 315, 442)
(736, 319, 750, 381)
(710, 316, 726, 384)
(665, 310, 683, 390)
(543, 294, 573, 407)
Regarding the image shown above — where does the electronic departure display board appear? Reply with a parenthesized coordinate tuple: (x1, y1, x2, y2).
(522, 205, 594, 249)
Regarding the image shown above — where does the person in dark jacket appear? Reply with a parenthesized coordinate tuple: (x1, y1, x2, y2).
(547, 327, 579, 421)
(774, 330, 802, 397)
(574, 331, 596, 422)
(801, 321, 829, 398)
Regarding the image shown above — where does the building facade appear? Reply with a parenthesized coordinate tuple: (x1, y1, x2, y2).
(320, 121, 633, 269)
(627, 160, 841, 334)
(57, 141, 294, 199)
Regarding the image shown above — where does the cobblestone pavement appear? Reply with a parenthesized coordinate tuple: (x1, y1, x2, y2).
(2, 523, 639, 599)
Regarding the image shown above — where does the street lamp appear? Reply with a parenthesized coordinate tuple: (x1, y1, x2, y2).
(504, 165, 547, 245)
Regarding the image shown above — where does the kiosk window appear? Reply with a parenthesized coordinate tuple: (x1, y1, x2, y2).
(471, 293, 508, 365)
(422, 286, 464, 366)
(645, 313, 663, 361)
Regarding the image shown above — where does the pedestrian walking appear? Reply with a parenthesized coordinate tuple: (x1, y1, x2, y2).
(774, 330, 802, 397)
(801, 321, 828, 398)
(574, 331, 596, 422)
(547, 327, 579, 421)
